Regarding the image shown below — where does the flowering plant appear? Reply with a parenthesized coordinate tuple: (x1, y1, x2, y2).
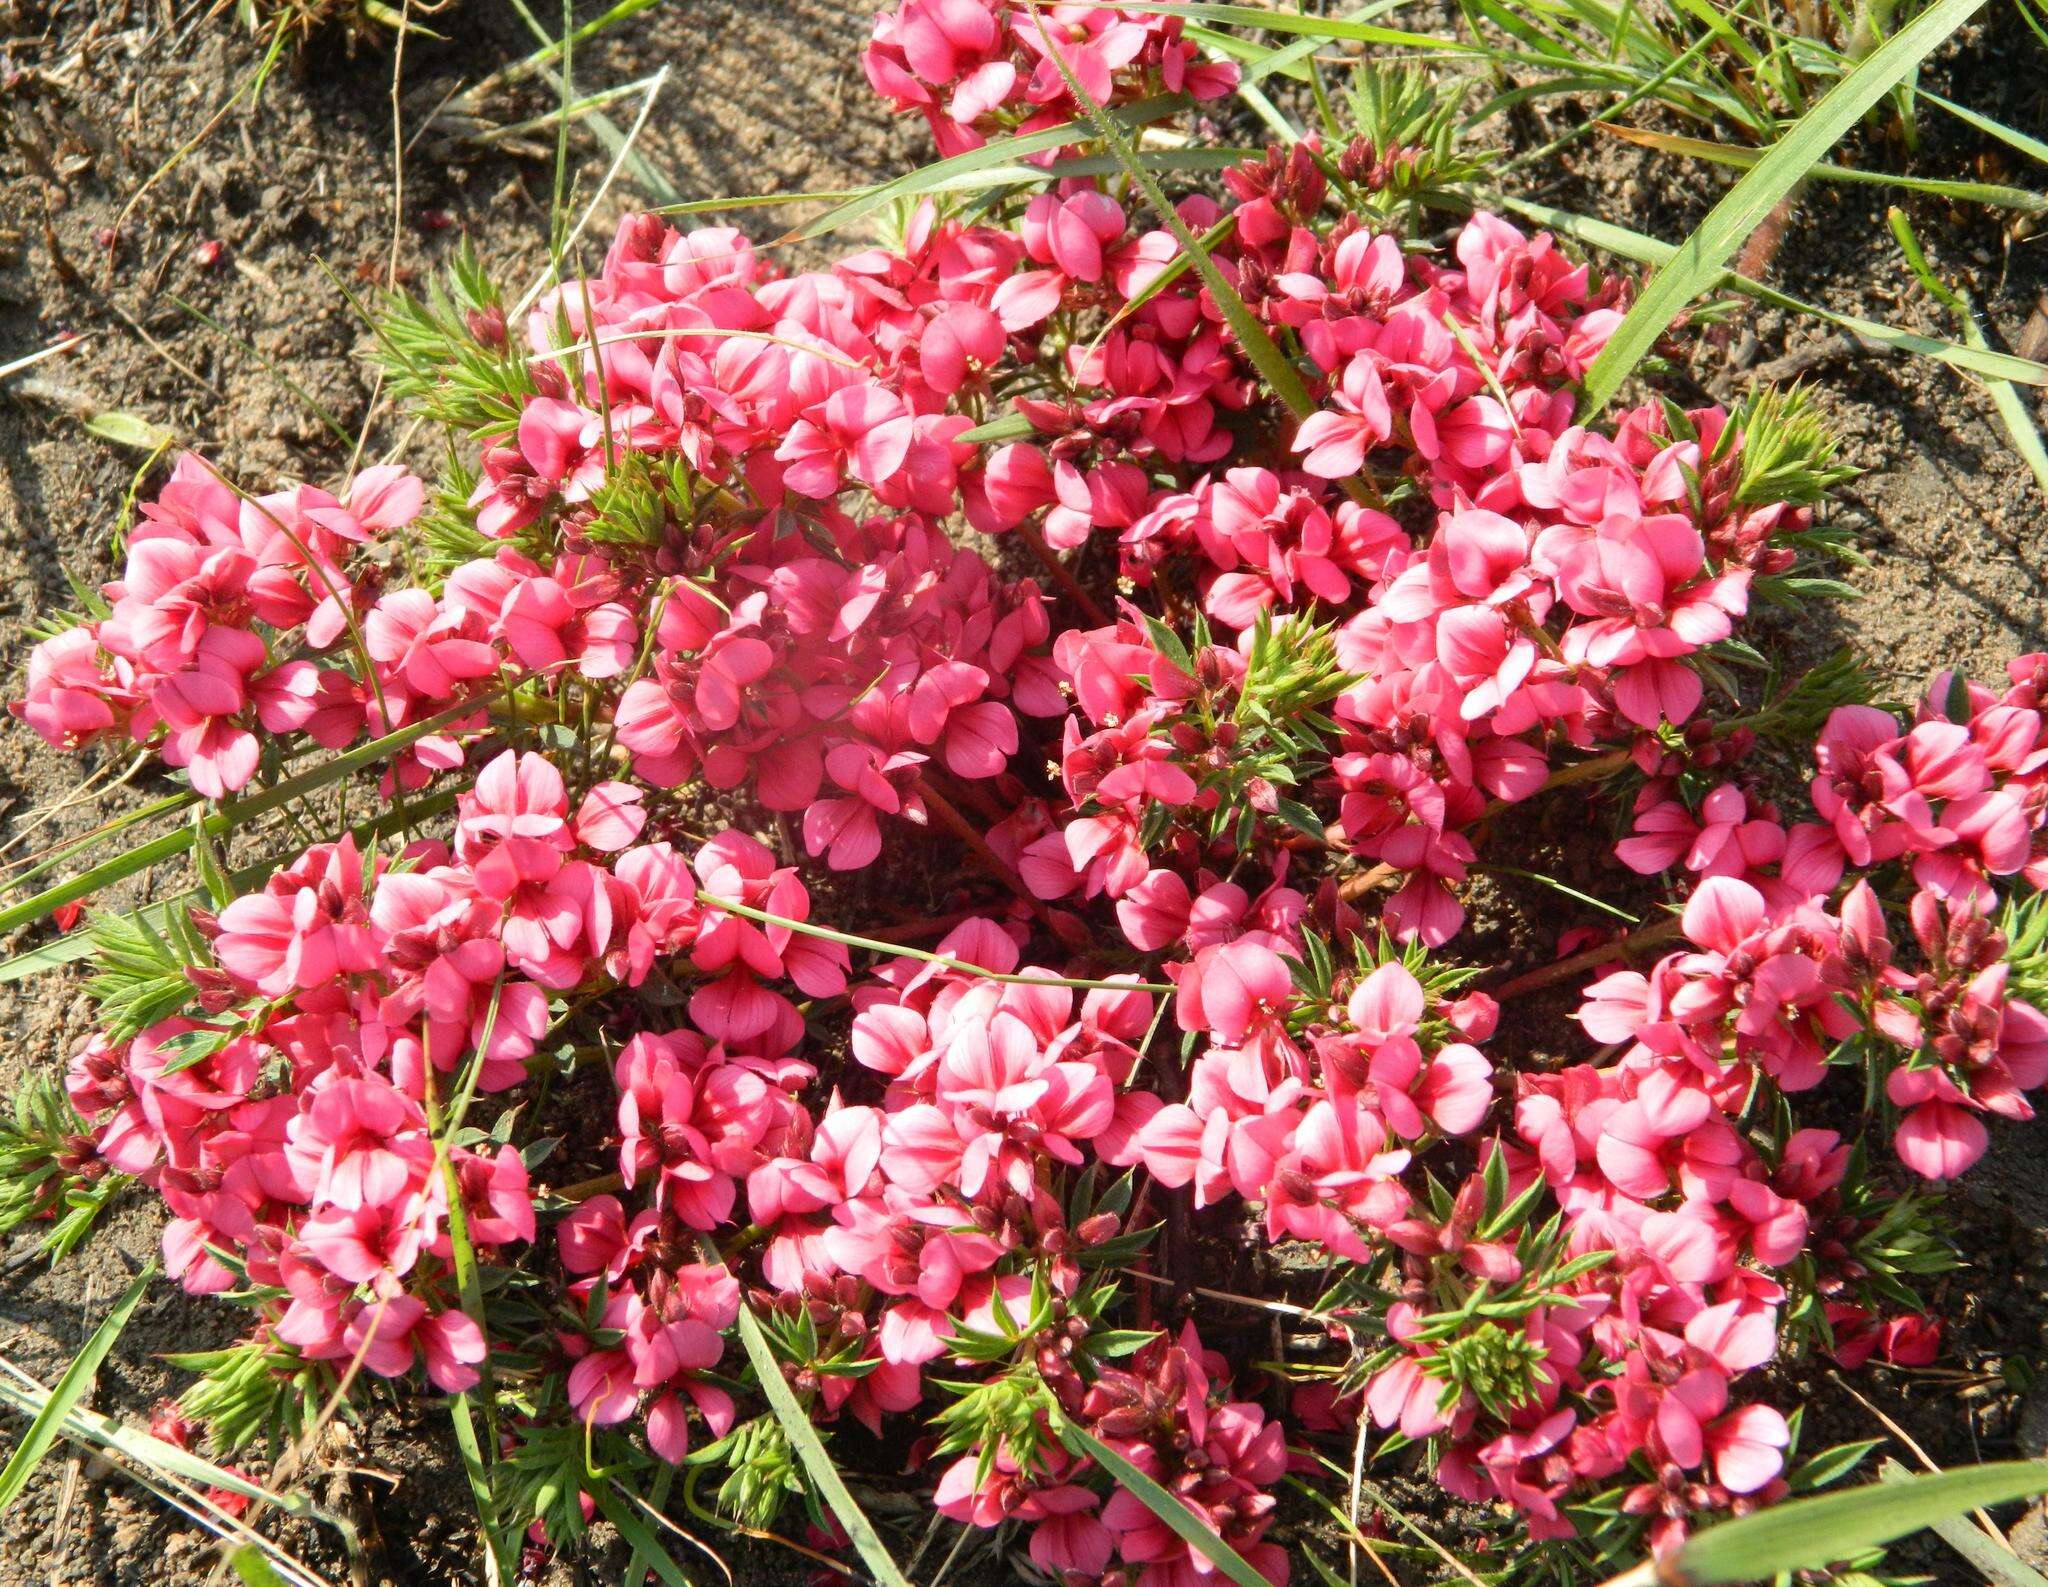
(10, 5, 2045, 1582)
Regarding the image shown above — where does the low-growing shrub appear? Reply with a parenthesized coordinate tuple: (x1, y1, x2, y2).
(10, 2, 2046, 1580)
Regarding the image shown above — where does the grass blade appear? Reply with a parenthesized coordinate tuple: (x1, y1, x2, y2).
(0, 1359, 312, 1519)
(1107, 1, 1464, 50)
(592, 1480, 697, 1587)
(0, 788, 456, 985)
(1926, 87, 2048, 167)
(1671, 1461, 2048, 1584)
(0, 335, 90, 383)
(501, 0, 679, 210)
(1578, 0, 1989, 415)
(1021, 4, 1316, 420)
(697, 891, 1172, 992)
(0, 1264, 155, 1512)
(785, 95, 1190, 245)
(1488, 194, 2048, 386)
(1974, 336, 2048, 500)
(2, 789, 202, 898)
(0, 1351, 361, 1587)
(1055, 1415, 1273, 1587)
(650, 148, 1251, 221)
(1879, 1459, 2048, 1587)
(450, 0, 662, 106)
(1601, 123, 2048, 212)
(731, 1300, 910, 1587)
(1239, 0, 1411, 83)
(1888, 207, 2048, 504)
(0, 692, 496, 941)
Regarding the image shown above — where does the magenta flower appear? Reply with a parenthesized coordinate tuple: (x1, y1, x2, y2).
(215, 838, 380, 995)
(283, 1075, 433, 1210)
(777, 382, 916, 497)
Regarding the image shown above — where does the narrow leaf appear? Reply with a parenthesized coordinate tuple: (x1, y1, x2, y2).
(1056, 1416, 1273, 1587)
(732, 1300, 911, 1587)
(0, 1264, 156, 1511)
(1578, 0, 1990, 415)
(1676, 1460, 2048, 1584)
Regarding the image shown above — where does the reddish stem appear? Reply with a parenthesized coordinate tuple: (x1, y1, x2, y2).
(1018, 519, 1113, 628)
(1491, 914, 1684, 1002)
(920, 779, 1065, 935)
(1337, 861, 1398, 902)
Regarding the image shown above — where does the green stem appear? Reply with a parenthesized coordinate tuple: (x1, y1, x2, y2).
(695, 892, 1172, 994)
(0, 697, 494, 941)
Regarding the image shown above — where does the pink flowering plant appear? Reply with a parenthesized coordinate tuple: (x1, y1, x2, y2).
(7, 5, 2047, 1583)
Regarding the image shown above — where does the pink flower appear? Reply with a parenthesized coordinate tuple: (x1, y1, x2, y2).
(284, 1075, 433, 1209)
(1890, 1093, 1987, 1180)
(1176, 940, 1295, 1048)
(1266, 1098, 1412, 1260)
(365, 590, 499, 701)
(1294, 352, 1392, 478)
(500, 561, 638, 680)
(214, 838, 380, 995)
(298, 1195, 435, 1289)
(778, 383, 916, 497)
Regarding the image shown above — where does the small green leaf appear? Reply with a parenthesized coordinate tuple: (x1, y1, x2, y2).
(1273, 798, 1325, 841)
(84, 411, 174, 451)
(1789, 1439, 1883, 1491)
(225, 1546, 292, 1587)
(1086, 1328, 1160, 1359)
(0, 1264, 156, 1511)
(958, 411, 1037, 445)
(155, 1025, 233, 1076)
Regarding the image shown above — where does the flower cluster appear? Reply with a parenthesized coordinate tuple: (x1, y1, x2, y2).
(862, 0, 1239, 156)
(15, 12, 2048, 1582)
(1589, 668, 2048, 1183)
(60, 749, 856, 1410)
(15, 457, 427, 796)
